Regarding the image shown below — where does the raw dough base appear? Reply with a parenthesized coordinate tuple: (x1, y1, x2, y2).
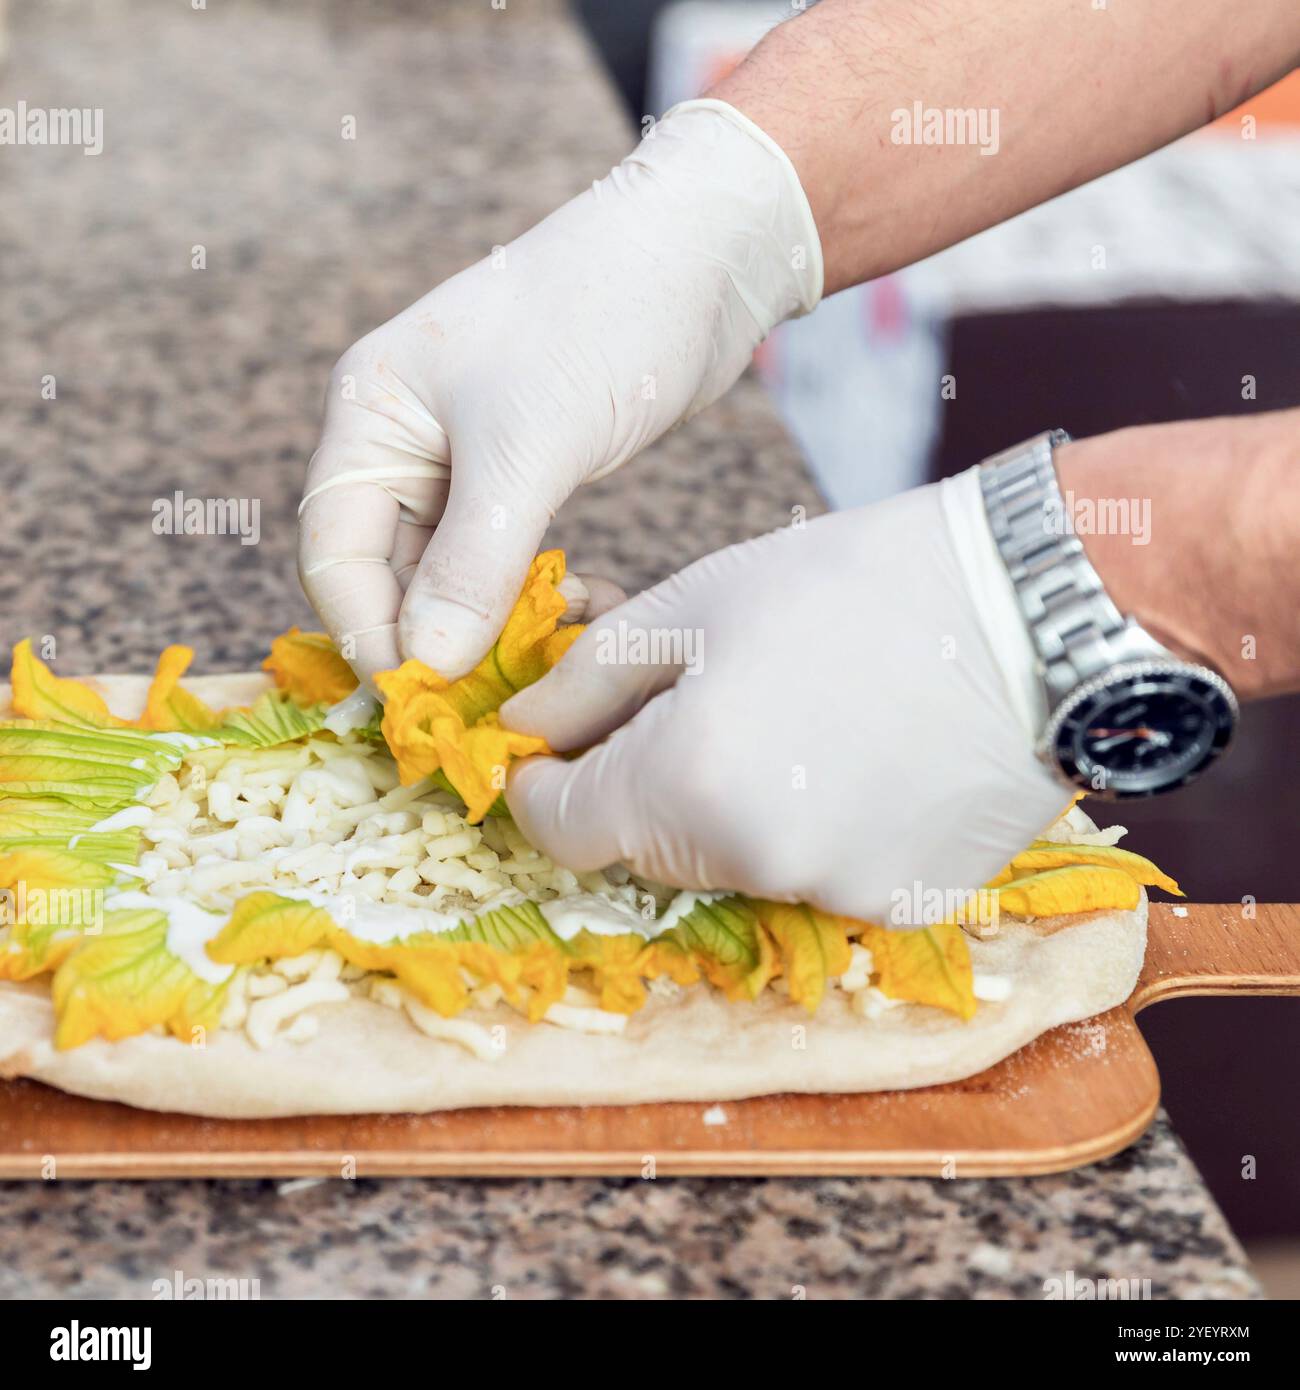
(0, 672, 1146, 1118)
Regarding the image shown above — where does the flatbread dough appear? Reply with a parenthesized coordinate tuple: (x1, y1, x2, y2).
(0, 672, 1146, 1118)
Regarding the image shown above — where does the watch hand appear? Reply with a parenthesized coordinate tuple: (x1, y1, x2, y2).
(1088, 730, 1137, 753)
(1087, 726, 1173, 752)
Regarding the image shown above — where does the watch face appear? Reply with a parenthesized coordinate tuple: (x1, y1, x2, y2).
(1050, 666, 1237, 798)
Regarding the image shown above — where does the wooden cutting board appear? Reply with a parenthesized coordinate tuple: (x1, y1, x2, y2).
(1, 903, 1295, 1177)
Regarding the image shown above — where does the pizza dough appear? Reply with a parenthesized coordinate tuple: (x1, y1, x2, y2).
(0, 673, 1146, 1118)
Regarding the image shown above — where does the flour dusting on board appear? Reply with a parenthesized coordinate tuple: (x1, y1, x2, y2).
(1061, 1021, 1109, 1061)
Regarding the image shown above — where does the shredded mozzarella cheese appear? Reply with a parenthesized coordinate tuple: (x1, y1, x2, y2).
(542, 1003, 628, 1036)
(245, 979, 351, 1050)
(839, 943, 875, 993)
(401, 994, 502, 1060)
(112, 729, 967, 1050)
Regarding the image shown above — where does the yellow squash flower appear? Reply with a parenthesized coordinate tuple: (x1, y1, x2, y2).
(262, 628, 359, 706)
(51, 908, 232, 1049)
(0, 847, 117, 980)
(750, 900, 854, 1012)
(10, 639, 126, 728)
(374, 550, 583, 823)
(137, 646, 225, 732)
(858, 919, 978, 1020)
(12, 640, 224, 734)
(1004, 842, 1181, 895)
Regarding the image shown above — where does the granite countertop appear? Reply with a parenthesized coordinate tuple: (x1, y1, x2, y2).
(0, 0, 1259, 1298)
(0, 1117, 1261, 1300)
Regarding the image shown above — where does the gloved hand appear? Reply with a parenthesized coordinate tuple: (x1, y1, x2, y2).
(502, 468, 1072, 924)
(298, 99, 822, 685)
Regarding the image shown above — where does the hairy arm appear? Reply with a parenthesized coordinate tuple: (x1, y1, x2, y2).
(713, 0, 1300, 293)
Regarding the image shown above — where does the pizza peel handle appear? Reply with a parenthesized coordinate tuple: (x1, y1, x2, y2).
(1130, 903, 1300, 1012)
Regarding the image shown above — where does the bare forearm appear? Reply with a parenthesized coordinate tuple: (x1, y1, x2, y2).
(713, 0, 1300, 294)
(1054, 411, 1300, 700)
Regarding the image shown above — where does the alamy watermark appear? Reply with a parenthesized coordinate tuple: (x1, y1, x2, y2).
(594, 619, 704, 675)
(890, 881, 999, 930)
(50, 1323, 150, 1369)
(152, 1269, 262, 1300)
(891, 101, 1000, 156)
(1043, 1269, 1152, 1300)
(0, 101, 103, 156)
(1046, 491, 1151, 545)
(152, 491, 261, 545)
(0, 883, 105, 934)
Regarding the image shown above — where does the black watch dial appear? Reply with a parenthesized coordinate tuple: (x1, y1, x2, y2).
(1050, 666, 1236, 798)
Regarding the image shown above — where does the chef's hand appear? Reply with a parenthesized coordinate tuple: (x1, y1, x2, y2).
(502, 469, 1069, 923)
(297, 100, 821, 685)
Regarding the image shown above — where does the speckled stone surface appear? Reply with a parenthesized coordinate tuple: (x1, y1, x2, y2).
(0, 0, 821, 674)
(0, 0, 1259, 1299)
(0, 1117, 1261, 1300)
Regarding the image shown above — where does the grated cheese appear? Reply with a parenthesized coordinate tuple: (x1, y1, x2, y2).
(101, 727, 963, 1051)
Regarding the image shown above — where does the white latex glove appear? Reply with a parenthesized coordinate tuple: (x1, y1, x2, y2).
(298, 99, 822, 684)
(502, 467, 1072, 924)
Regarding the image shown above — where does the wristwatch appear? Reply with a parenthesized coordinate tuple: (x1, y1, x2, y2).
(978, 430, 1238, 799)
